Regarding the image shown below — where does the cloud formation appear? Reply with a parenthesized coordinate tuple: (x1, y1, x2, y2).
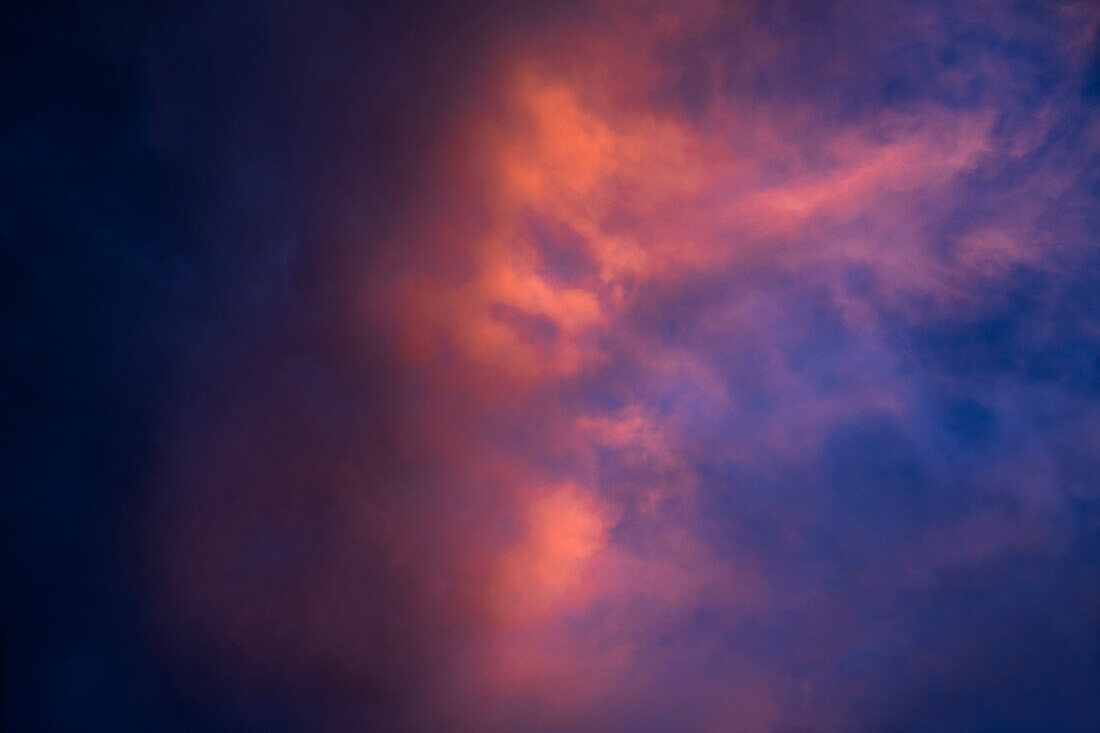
(30, 0, 1093, 730)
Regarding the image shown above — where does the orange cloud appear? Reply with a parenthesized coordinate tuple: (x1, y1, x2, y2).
(356, 2, 1079, 723)
(489, 483, 611, 625)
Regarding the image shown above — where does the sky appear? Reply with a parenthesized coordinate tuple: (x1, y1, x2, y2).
(5, 1, 1100, 730)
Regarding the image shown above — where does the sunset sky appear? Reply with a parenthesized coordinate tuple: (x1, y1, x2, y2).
(7, 1, 1100, 730)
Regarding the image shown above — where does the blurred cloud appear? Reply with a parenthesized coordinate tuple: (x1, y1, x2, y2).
(12, 0, 1098, 730)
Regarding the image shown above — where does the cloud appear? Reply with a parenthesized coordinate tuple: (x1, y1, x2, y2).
(149, 1, 1100, 729)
